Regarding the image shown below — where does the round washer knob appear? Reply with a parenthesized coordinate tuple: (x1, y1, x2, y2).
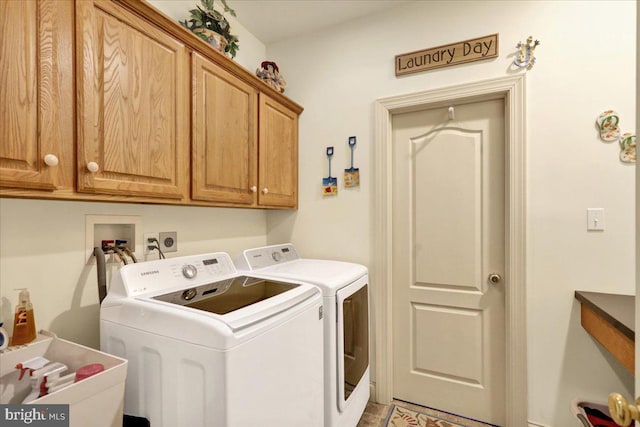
(182, 264, 198, 279)
(272, 251, 282, 262)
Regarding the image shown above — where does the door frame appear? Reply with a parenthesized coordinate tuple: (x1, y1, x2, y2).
(373, 74, 527, 426)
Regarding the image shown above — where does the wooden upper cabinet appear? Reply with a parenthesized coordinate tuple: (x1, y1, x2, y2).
(75, 0, 189, 199)
(258, 94, 299, 208)
(0, 0, 73, 190)
(192, 53, 258, 205)
(1, 0, 302, 207)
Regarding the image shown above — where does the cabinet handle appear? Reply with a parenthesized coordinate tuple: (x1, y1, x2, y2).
(250, 186, 257, 193)
(87, 162, 100, 173)
(262, 188, 269, 195)
(43, 154, 59, 167)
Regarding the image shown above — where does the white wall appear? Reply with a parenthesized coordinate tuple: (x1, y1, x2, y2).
(264, 1, 636, 426)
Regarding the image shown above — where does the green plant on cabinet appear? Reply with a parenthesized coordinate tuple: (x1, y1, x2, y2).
(180, 0, 239, 58)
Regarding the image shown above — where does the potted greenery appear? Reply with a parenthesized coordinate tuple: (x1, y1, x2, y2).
(180, 0, 239, 58)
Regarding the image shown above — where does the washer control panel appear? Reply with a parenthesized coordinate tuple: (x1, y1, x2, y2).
(120, 252, 236, 297)
(238, 244, 300, 270)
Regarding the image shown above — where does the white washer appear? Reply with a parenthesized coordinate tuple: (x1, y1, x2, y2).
(100, 252, 324, 427)
(236, 244, 369, 427)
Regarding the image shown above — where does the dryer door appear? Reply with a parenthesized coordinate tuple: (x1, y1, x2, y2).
(336, 275, 369, 410)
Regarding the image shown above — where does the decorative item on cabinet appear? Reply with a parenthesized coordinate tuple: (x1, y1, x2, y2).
(256, 61, 287, 93)
(180, 0, 239, 58)
(323, 147, 338, 196)
(513, 36, 540, 70)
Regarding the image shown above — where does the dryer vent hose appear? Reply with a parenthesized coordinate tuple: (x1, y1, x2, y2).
(94, 247, 107, 303)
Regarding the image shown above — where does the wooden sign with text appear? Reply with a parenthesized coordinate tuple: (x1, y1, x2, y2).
(396, 34, 499, 76)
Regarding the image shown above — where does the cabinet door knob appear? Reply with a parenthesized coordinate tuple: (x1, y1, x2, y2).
(262, 188, 269, 195)
(43, 154, 59, 167)
(87, 162, 100, 173)
(250, 186, 257, 193)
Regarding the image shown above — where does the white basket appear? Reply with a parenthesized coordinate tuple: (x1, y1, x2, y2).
(0, 331, 127, 427)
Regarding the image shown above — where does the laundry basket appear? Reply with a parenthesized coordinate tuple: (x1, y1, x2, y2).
(0, 330, 127, 427)
(571, 398, 615, 427)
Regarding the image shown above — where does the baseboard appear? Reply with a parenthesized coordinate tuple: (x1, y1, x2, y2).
(528, 421, 552, 427)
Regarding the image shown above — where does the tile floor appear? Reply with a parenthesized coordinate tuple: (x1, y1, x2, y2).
(356, 400, 495, 427)
(356, 401, 391, 427)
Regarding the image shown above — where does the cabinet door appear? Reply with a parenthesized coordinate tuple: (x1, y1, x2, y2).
(192, 53, 258, 204)
(258, 94, 299, 208)
(0, 0, 72, 190)
(76, 0, 189, 199)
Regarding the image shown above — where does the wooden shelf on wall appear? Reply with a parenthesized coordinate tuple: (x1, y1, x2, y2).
(575, 291, 635, 374)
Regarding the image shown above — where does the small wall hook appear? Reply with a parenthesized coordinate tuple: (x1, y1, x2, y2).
(448, 106, 455, 120)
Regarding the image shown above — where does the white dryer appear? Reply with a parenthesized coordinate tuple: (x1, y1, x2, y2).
(236, 244, 369, 427)
(100, 252, 324, 427)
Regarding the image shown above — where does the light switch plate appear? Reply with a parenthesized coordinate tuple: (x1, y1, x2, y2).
(587, 208, 605, 231)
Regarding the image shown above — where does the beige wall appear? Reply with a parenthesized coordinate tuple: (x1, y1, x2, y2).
(0, 199, 268, 348)
(263, 1, 637, 426)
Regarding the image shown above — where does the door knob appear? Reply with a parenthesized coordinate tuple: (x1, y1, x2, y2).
(609, 393, 640, 426)
(262, 188, 269, 195)
(250, 186, 257, 193)
(487, 273, 502, 284)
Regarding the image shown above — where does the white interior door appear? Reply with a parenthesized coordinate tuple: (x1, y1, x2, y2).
(391, 98, 506, 425)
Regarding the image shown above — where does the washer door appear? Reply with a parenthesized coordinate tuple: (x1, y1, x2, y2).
(336, 276, 369, 410)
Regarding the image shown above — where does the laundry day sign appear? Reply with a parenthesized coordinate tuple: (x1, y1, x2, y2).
(395, 34, 499, 76)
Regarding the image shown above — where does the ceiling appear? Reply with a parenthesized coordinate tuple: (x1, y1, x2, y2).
(229, 0, 409, 44)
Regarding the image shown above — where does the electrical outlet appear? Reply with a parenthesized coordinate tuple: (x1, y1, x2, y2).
(144, 232, 159, 255)
(159, 231, 178, 253)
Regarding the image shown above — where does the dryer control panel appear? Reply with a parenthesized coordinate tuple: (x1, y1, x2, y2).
(120, 252, 236, 297)
(237, 244, 300, 270)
